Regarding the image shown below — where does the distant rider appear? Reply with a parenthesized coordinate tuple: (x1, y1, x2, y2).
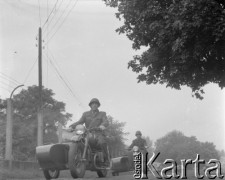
(128, 131, 147, 150)
(127, 131, 147, 169)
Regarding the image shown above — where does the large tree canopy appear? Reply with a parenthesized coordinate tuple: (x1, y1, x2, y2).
(0, 85, 72, 160)
(104, 0, 225, 99)
(154, 130, 220, 163)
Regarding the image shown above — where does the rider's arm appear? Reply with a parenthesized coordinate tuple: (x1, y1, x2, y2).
(128, 140, 135, 150)
(100, 112, 108, 128)
(143, 139, 147, 146)
(69, 112, 86, 129)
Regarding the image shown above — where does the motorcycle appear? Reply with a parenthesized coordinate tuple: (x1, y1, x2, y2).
(130, 145, 148, 172)
(36, 124, 111, 179)
(110, 145, 148, 176)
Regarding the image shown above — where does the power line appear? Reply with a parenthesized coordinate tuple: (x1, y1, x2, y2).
(0, 75, 18, 86)
(38, 0, 42, 26)
(23, 58, 38, 84)
(0, 86, 11, 93)
(43, 55, 72, 100)
(48, 49, 76, 96)
(46, 53, 84, 108)
(42, 0, 64, 35)
(45, 0, 73, 38)
(0, 81, 15, 89)
(42, 0, 59, 29)
(47, 0, 79, 43)
(46, 0, 49, 88)
(0, 72, 21, 85)
(43, 52, 84, 108)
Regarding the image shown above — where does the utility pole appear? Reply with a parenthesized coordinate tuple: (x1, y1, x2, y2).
(37, 27, 43, 146)
(5, 84, 24, 169)
(5, 98, 12, 168)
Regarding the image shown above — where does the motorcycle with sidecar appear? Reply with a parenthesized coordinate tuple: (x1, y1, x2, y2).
(111, 145, 149, 176)
(36, 125, 111, 179)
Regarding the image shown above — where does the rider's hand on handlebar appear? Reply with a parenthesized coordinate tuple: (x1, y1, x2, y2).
(69, 124, 75, 131)
(99, 125, 106, 130)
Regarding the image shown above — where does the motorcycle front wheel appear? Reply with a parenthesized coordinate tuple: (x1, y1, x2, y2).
(43, 169, 60, 180)
(68, 143, 86, 178)
(97, 169, 107, 178)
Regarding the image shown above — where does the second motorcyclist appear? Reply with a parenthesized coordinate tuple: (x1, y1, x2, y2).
(128, 131, 147, 150)
(127, 131, 147, 169)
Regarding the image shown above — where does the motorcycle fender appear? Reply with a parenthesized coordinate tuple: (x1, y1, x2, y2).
(71, 135, 82, 142)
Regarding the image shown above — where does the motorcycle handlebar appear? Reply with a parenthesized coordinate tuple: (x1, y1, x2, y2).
(126, 147, 147, 151)
(88, 127, 102, 132)
(68, 126, 102, 132)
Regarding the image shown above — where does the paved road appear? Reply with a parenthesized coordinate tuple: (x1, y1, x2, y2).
(9, 171, 137, 180)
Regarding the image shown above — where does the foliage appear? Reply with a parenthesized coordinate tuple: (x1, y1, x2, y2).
(0, 85, 72, 160)
(106, 115, 129, 152)
(143, 135, 154, 155)
(104, 0, 225, 99)
(154, 130, 220, 163)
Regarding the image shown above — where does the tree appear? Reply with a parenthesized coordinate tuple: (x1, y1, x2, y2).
(0, 85, 72, 160)
(142, 135, 154, 155)
(154, 130, 220, 163)
(104, 0, 225, 99)
(106, 116, 129, 156)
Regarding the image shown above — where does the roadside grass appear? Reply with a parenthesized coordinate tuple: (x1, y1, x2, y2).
(0, 168, 42, 180)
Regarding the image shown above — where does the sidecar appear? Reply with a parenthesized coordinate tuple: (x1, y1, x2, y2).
(110, 156, 130, 176)
(36, 143, 71, 179)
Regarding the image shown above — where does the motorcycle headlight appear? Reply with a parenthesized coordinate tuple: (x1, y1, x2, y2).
(133, 146, 139, 152)
(71, 135, 81, 141)
(76, 130, 84, 135)
(75, 124, 85, 135)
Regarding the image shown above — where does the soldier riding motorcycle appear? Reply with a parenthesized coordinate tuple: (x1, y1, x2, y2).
(68, 124, 111, 178)
(127, 131, 148, 170)
(68, 98, 110, 178)
(36, 98, 111, 179)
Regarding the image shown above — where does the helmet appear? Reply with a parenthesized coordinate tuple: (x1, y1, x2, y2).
(89, 98, 101, 107)
(135, 131, 142, 136)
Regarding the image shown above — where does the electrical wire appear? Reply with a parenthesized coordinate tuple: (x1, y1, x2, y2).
(38, 0, 42, 26)
(0, 81, 15, 89)
(45, 0, 73, 38)
(46, 0, 49, 88)
(43, 52, 84, 108)
(0, 75, 18, 86)
(42, 0, 59, 29)
(48, 49, 76, 97)
(47, 0, 79, 43)
(43, 55, 72, 99)
(42, 0, 64, 34)
(23, 58, 38, 84)
(0, 86, 11, 93)
(46, 53, 84, 108)
(0, 72, 21, 85)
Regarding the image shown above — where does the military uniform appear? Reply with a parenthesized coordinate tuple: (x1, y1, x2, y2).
(127, 137, 147, 169)
(128, 138, 147, 150)
(70, 107, 110, 163)
(71, 110, 108, 128)
(70, 109, 109, 144)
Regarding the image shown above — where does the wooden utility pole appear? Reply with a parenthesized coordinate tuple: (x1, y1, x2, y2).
(37, 27, 43, 146)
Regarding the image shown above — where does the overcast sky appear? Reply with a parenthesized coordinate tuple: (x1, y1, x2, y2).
(0, 0, 225, 150)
